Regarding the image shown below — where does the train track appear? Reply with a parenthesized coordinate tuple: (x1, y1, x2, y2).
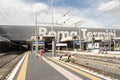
(0, 52, 12, 58)
(0, 55, 18, 69)
(0, 51, 25, 80)
(73, 54, 120, 79)
(75, 54, 120, 67)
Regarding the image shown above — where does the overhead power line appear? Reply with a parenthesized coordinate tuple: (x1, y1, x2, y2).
(79, 0, 97, 14)
(55, 8, 73, 23)
(82, 0, 120, 21)
(40, 0, 51, 23)
(25, 0, 34, 23)
(71, 0, 119, 27)
(0, 3, 15, 25)
(62, 0, 97, 26)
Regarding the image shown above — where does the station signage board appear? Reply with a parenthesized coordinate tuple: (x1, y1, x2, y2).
(32, 41, 45, 44)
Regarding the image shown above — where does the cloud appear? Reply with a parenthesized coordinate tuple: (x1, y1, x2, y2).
(98, 0, 120, 12)
(24, 3, 48, 13)
(80, 19, 104, 28)
(0, 0, 105, 28)
(52, 7, 104, 28)
(95, 0, 120, 29)
(0, 0, 49, 25)
(0, 0, 26, 25)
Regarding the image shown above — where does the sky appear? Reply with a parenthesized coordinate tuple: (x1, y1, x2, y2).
(0, 0, 120, 29)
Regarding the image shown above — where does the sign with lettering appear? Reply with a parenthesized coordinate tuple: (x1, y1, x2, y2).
(87, 42, 99, 50)
(1, 25, 120, 41)
(114, 43, 120, 51)
(32, 41, 45, 44)
(39, 27, 117, 42)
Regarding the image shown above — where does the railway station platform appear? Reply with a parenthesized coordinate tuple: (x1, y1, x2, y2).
(7, 51, 110, 80)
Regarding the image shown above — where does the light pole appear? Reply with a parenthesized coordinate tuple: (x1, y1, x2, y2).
(75, 20, 84, 51)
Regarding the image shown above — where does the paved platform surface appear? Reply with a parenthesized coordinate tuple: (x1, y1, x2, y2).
(7, 51, 110, 80)
(12, 52, 69, 80)
(26, 53, 68, 80)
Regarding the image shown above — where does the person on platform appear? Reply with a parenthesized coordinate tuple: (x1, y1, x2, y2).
(39, 48, 44, 61)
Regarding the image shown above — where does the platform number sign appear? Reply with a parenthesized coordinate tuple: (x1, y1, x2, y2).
(94, 43, 99, 49)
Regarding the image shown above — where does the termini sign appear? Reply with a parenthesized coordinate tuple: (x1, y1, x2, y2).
(81, 29, 116, 40)
(39, 27, 116, 41)
(0, 25, 119, 41)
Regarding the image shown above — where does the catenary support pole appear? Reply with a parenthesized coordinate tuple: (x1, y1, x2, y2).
(35, 11, 38, 56)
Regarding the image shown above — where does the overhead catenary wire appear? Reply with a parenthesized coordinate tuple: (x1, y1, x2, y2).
(70, 0, 119, 28)
(40, 10, 49, 23)
(0, 9, 12, 25)
(55, 8, 73, 24)
(46, 0, 96, 26)
(28, 0, 34, 20)
(25, 0, 34, 23)
(0, 3, 15, 25)
(63, 0, 98, 26)
(40, 0, 51, 23)
(93, 2, 120, 23)
(70, 0, 119, 27)
(78, 0, 97, 14)
(80, 0, 120, 21)
(95, 14, 117, 23)
(36, 0, 56, 26)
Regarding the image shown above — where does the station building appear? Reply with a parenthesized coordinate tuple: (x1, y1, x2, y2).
(0, 25, 120, 53)
(31, 26, 120, 52)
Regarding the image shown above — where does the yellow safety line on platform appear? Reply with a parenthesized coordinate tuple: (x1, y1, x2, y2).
(48, 57, 101, 80)
(17, 52, 29, 80)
